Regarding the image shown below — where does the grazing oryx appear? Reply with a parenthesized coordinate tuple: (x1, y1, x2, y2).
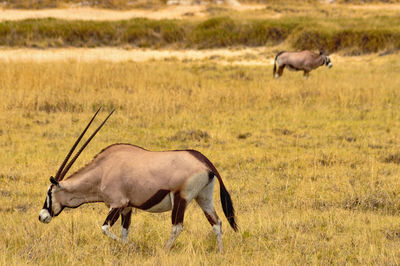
(273, 50, 332, 78)
(39, 109, 237, 252)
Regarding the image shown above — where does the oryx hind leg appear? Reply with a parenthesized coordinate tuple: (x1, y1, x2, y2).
(121, 207, 133, 242)
(165, 172, 210, 251)
(165, 191, 187, 251)
(102, 207, 123, 241)
(277, 65, 285, 77)
(195, 178, 224, 253)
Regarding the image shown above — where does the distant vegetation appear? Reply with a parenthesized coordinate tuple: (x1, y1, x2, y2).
(0, 16, 399, 53)
(1, 0, 400, 53)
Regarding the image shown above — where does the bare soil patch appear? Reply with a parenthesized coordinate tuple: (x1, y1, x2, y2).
(347, 4, 400, 10)
(0, 47, 273, 65)
(0, 47, 367, 67)
(0, 4, 265, 21)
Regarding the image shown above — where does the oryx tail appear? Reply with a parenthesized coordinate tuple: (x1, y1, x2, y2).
(218, 174, 237, 231)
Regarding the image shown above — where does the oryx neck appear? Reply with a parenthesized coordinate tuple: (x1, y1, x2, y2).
(56, 167, 103, 208)
(318, 55, 325, 66)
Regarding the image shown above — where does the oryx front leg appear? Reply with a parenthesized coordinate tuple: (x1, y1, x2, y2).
(102, 208, 122, 241)
(121, 207, 132, 242)
(165, 192, 186, 251)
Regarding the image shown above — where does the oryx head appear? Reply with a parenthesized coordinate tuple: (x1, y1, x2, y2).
(324, 55, 333, 68)
(39, 108, 114, 224)
(319, 50, 333, 68)
(39, 177, 64, 223)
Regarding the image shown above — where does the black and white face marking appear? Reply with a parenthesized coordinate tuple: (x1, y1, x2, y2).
(39, 185, 54, 223)
(39, 184, 63, 223)
(325, 56, 333, 68)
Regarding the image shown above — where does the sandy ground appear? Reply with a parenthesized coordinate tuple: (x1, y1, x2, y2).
(0, 47, 274, 65)
(348, 4, 400, 10)
(0, 4, 265, 21)
(0, 3, 398, 21)
(0, 47, 374, 67)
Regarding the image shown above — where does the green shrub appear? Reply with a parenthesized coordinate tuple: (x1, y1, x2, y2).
(189, 17, 292, 48)
(0, 16, 398, 53)
(189, 17, 238, 48)
(293, 28, 400, 53)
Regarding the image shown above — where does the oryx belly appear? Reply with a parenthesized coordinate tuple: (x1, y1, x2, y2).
(146, 192, 173, 213)
(140, 172, 210, 212)
(286, 65, 299, 71)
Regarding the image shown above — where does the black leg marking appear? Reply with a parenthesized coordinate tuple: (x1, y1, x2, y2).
(278, 65, 285, 76)
(121, 209, 133, 229)
(103, 208, 122, 227)
(165, 192, 186, 250)
(204, 211, 219, 226)
(172, 192, 187, 225)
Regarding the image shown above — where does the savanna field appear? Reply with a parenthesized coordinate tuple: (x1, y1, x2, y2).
(1, 1, 400, 265)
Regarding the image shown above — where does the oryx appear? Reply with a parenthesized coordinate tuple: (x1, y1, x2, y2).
(273, 50, 332, 78)
(38, 109, 237, 252)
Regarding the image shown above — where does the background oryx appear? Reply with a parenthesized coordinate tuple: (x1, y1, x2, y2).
(273, 50, 332, 78)
(39, 109, 237, 252)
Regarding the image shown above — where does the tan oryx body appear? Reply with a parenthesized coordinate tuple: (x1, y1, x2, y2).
(273, 50, 332, 78)
(39, 109, 237, 253)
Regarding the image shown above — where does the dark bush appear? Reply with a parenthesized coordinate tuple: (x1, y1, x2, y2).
(293, 28, 400, 53)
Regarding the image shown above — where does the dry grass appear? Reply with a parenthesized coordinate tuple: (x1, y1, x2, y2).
(1, 51, 400, 264)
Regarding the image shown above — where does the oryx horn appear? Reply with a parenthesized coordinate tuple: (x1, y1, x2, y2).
(55, 108, 114, 181)
(54, 107, 101, 181)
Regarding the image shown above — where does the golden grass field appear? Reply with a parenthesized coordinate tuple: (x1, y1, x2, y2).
(1, 50, 400, 265)
(0, 1, 400, 264)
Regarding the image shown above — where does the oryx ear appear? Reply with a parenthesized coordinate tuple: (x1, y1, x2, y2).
(50, 176, 60, 187)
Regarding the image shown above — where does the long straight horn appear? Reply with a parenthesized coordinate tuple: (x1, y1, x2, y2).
(58, 109, 115, 181)
(54, 107, 102, 181)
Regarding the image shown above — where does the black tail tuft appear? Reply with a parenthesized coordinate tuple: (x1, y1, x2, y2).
(220, 183, 238, 231)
